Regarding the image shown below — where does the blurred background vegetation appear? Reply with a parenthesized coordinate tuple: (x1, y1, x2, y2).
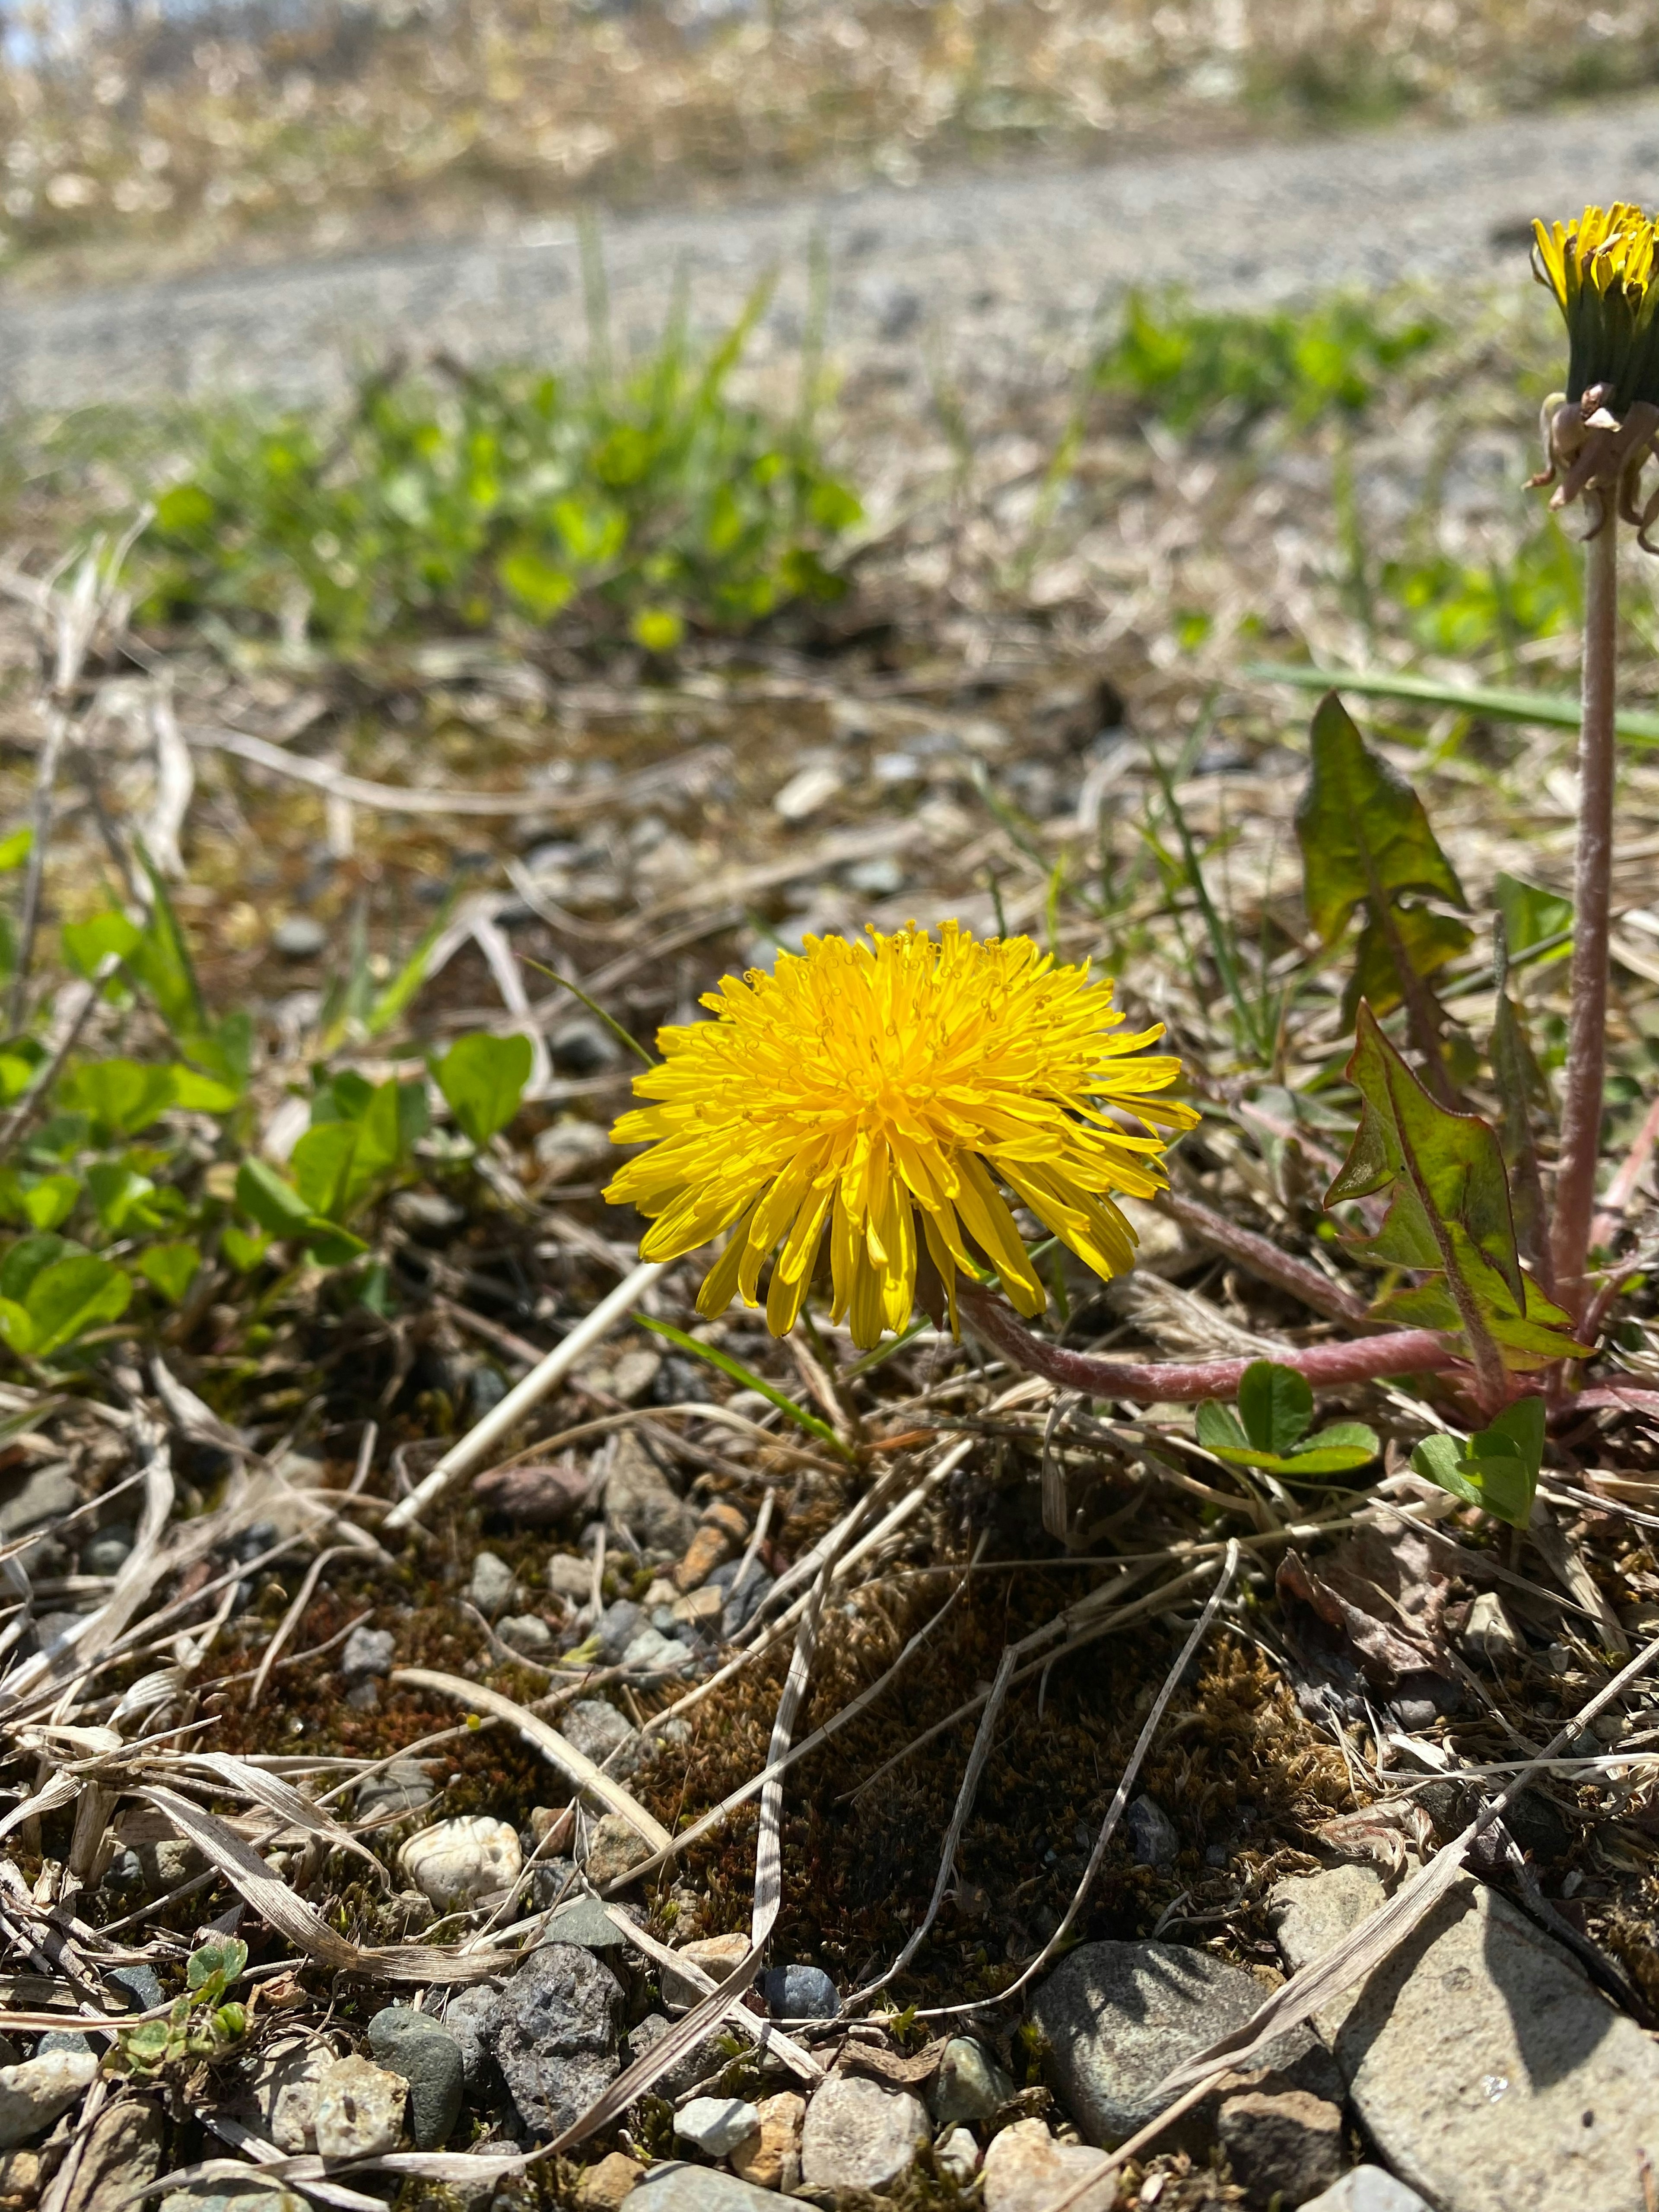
(4, 0, 1659, 287)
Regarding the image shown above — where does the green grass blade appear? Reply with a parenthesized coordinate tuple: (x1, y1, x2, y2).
(524, 957, 656, 1067)
(1244, 662, 1659, 747)
(1147, 742, 1262, 1059)
(635, 1313, 852, 1457)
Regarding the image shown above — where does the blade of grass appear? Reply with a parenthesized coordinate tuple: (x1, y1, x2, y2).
(1245, 661, 1659, 747)
(635, 1313, 854, 1459)
(523, 956, 655, 1068)
(1147, 740, 1264, 1061)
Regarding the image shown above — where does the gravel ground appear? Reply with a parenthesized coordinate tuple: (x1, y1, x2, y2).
(9, 93, 1659, 412)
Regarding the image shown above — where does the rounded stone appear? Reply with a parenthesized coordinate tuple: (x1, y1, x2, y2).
(0, 2049, 96, 2149)
(398, 1816, 521, 1913)
(354, 1760, 436, 1822)
(467, 1552, 517, 1618)
(799, 2075, 928, 2192)
(931, 2036, 1014, 2125)
(583, 1812, 654, 1888)
(760, 1963, 841, 2021)
(367, 2008, 465, 2149)
(498, 1613, 556, 1659)
(81, 1524, 135, 1574)
(1032, 1938, 1326, 2145)
(271, 915, 327, 960)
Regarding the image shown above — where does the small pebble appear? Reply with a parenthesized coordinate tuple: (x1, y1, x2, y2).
(595, 1600, 643, 1661)
(674, 2095, 761, 2158)
(800, 2075, 927, 2191)
(355, 1760, 436, 1821)
(1463, 1590, 1524, 1664)
(549, 1017, 621, 1075)
(584, 1813, 654, 1888)
(931, 2036, 1013, 2124)
(760, 1964, 841, 2021)
(467, 1552, 517, 1618)
(107, 1964, 165, 2012)
(936, 2126, 981, 2181)
(399, 1817, 521, 1912)
(498, 1614, 556, 1659)
(311, 2054, 408, 2158)
(1126, 1794, 1180, 1868)
(661, 1932, 750, 2013)
(271, 915, 327, 960)
(340, 1625, 395, 1682)
(621, 1625, 689, 1673)
(0, 2049, 97, 2149)
(561, 1699, 644, 1773)
(547, 1553, 595, 1601)
(575, 2151, 645, 2209)
(730, 2090, 804, 2191)
(81, 1524, 134, 1574)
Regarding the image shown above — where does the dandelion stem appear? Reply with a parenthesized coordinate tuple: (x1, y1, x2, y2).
(1550, 503, 1619, 1316)
(959, 1284, 1455, 1402)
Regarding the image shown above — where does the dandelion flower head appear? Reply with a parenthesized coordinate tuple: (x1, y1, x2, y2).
(604, 922, 1198, 1350)
(1533, 202, 1659, 411)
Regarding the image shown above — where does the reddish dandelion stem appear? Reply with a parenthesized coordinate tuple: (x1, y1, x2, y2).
(959, 1285, 1456, 1402)
(1551, 505, 1619, 1316)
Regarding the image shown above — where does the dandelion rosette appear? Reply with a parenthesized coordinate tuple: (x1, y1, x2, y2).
(604, 922, 1198, 1350)
(1531, 202, 1659, 529)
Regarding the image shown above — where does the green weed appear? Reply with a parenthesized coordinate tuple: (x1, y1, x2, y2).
(1094, 288, 1442, 434)
(1381, 511, 1581, 667)
(0, 849, 535, 1369)
(127, 295, 861, 653)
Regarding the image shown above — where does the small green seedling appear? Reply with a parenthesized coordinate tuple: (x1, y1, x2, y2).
(109, 1937, 249, 2076)
(1196, 1359, 1380, 1478)
(1410, 1395, 1545, 1530)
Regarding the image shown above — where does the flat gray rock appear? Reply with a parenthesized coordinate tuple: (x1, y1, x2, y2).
(800, 2075, 928, 2192)
(1032, 1939, 1334, 2145)
(486, 1944, 623, 2138)
(560, 1698, 644, 1774)
(629, 2164, 783, 2212)
(1271, 1866, 1659, 2212)
(0, 1463, 77, 1539)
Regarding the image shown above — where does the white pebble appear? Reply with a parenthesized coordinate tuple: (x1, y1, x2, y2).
(398, 1816, 522, 1912)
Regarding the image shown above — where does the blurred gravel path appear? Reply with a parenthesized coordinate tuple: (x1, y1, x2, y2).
(7, 96, 1659, 410)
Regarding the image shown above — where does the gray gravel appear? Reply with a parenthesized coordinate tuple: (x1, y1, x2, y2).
(9, 99, 1659, 412)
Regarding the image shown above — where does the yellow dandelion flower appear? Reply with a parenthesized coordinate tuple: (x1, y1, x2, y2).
(1533, 202, 1659, 411)
(604, 922, 1198, 1351)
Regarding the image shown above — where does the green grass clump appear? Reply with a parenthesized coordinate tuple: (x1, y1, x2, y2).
(131, 297, 861, 654)
(1094, 288, 1443, 432)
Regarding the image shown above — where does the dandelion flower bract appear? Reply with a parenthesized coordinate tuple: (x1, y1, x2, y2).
(604, 922, 1198, 1349)
(1533, 202, 1659, 411)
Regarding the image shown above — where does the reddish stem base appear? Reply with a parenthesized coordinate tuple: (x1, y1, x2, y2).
(959, 1285, 1456, 1403)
